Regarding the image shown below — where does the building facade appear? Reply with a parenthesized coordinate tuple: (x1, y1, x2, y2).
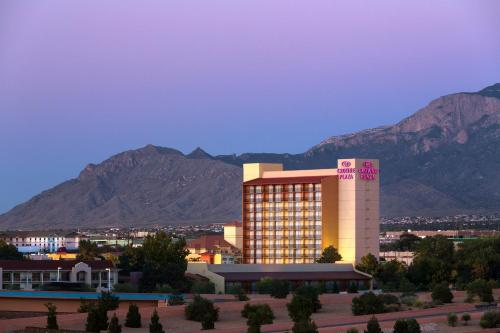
(0, 232, 84, 253)
(242, 159, 379, 264)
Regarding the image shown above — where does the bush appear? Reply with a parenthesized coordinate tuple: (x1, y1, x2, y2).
(112, 283, 138, 293)
(235, 290, 250, 301)
(292, 318, 318, 333)
(406, 318, 421, 333)
(461, 312, 471, 326)
(191, 281, 216, 294)
(227, 284, 245, 295)
(125, 304, 142, 328)
(108, 313, 122, 333)
(78, 299, 96, 313)
(99, 291, 120, 311)
(295, 285, 322, 313)
(45, 303, 58, 330)
(365, 316, 382, 333)
(149, 309, 164, 333)
(201, 312, 216, 330)
(256, 277, 289, 298)
(393, 319, 408, 333)
(447, 312, 457, 327)
(466, 279, 494, 303)
(155, 284, 174, 293)
(86, 306, 108, 332)
(346, 328, 359, 333)
(167, 293, 185, 306)
(347, 282, 358, 293)
(431, 282, 453, 303)
(288, 295, 314, 322)
(244, 303, 274, 333)
(480, 311, 500, 329)
(185, 295, 219, 322)
(351, 292, 385, 315)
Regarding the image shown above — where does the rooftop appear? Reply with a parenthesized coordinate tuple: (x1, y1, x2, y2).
(0, 260, 115, 270)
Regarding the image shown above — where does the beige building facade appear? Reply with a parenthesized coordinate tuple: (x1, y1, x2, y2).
(242, 159, 379, 264)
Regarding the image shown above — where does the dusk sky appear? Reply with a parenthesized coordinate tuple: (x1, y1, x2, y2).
(1, 1, 500, 213)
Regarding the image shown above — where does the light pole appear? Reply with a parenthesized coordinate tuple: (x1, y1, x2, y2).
(57, 267, 62, 282)
(106, 268, 111, 291)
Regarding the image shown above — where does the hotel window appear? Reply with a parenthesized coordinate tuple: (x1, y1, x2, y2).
(256, 186, 263, 194)
(287, 185, 294, 192)
(314, 184, 321, 191)
(275, 194, 282, 202)
(295, 192, 302, 201)
(255, 194, 263, 203)
(275, 185, 282, 193)
(308, 184, 314, 191)
(295, 184, 302, 192)
(247, 186, 255, 194)
(267, 185, 273, 193)
(315, 192, 322, 201)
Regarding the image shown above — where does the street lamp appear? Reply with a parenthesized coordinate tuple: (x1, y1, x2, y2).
(106, 268, 111, 291)
(57, 267, 62, 282)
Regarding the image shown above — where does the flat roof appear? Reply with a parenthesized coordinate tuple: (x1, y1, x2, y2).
(244, 176, 332, 186)
(0, 260, 114, 270)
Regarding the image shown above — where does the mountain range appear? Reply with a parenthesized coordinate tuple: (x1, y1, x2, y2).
(1, 83, 500, 229)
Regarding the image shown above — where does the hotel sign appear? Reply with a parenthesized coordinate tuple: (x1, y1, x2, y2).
(338, 160, 378, 181)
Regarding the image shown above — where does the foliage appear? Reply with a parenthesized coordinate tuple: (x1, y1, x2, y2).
(466, 279, 494, 303)
(243, 303, 274, 333)
(406, 318, 421, 333)
(355, 253, 379, 276)
(381, 233, 421, 252)
(431, 282, 453, 303)
(77, 239, 100, 260)
(351, 292, 401, 315)
(365, 316, 382, 333)
(377, 260, 407, 291)
(455, 237, 500, 283)
(447, 313, 457, 327)
(287, 295, 314, 322)
(202, 312, 216, 330)
(256, 277, 289, 298)
(112, 283, 138, 293)
(316, 245, 342, 263)
(461, 313, 471, 326)
(479, 311, 500, 329)
(99, 291, 120, 311)
(167, 294, 185, 306)
(228, 284, 249, 301)
(86, 306, 109, 332)
(393, 319, 408, 333)
(0, 240, 23, 260)
(149, 309, 164, 333)
(108, 313, 122, 333)
(347, 282, 358, 293)
(118, 245, 145, 275)
(331, 281, 340, 294)
(295, 284, 322, 313)
(292, 318, 318, 333)
(185, 295, 219, 322)
(346, 328, 359, 333)
(155, 284, 175, 293)
(125, 304, 142, 328)
(191, 280, 216, 294)
(45, 303, 58, 330)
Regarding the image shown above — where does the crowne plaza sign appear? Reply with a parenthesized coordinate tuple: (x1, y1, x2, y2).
(338, 160, 378, 181)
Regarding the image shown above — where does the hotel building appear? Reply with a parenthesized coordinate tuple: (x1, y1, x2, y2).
(242, 159, 379, 264)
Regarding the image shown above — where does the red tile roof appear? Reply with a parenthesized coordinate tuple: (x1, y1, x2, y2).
(186, 235, 235, 251)
(0, 260, 115, 270)
(243, 176, 331, 185)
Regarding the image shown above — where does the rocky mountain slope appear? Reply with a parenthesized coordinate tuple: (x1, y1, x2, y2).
(1, 84, 499, 229)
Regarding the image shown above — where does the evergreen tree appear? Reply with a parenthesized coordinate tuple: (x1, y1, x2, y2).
(364, 316, 382, 333)
(331, 281, 340, 294)
(316, 245, 342, 263)
(292, 318, 319, 333)
(125, 304, 142, 328)
(108, 313, 122, 333)
(406, 319, 421, 333)
(45, 303, 58, 330)
(149, 309, 164, 333)
(393, 319, 408, 333)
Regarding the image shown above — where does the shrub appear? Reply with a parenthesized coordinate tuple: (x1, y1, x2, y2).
(406, 318, 421, 333)
(227, 284, 245, 295)
(461, 312, 471, 326)
(149, 309, 164, 333)
(292, 318, 318, 333)
(191, 280, 216, 294)
(112, 283, 138, 293)
(365, 316, 382, 333)
(351, 292, 385, 315)
(431, 282, 453, 303)
(256, 277, 289, 298)
(99, 291, 120, 311)
(201, 312, 216, 330)
(244, 303, 274, 333)
(108, 313, 122, 333)
(466, 279, 494, 303)
(168, 293, 185, 306)
(78, 299, 97, 313)
(185, 295, 219, 322)
(393, 319, 408, 333)
(235, 290, 250, 301)
(295, 285, 322, 312)
(347, 282, 358, 293)
(288, 295, 314, 322)
(86, 306, 108, 332)
(480, 311, 500, 329)
(447, 312, 457, 327)
(155, 284, 174, 293)
(346, 328, 359, 333)
(125, 304, 142, 328)
(45, 303, 58, 330)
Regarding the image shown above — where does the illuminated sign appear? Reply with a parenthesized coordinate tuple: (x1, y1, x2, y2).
(338, 160, 378, 181)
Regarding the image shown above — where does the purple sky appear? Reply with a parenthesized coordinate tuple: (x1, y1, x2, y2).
(1, 1, 500, 213)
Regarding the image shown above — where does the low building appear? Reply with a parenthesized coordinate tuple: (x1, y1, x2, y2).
(186, 235, 241, 263)
(380, 251, 414, 265)
(0, 260, 118, 291)
(0, 232, 85, 253)
(187, 262, 372, 293)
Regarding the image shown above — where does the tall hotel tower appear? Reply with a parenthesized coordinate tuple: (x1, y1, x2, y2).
(242, 159, 379, 264)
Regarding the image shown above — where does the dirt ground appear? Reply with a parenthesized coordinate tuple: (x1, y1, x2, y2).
(0, 290, 498, 333)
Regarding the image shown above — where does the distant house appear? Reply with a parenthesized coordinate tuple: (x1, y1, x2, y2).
(186, 235, 241, 264)
(0, 260, 117, 291)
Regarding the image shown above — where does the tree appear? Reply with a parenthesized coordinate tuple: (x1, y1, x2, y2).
(466, 279, 494, 303)
(351, 292, 385, 315)
(185, 295, 219, 322)
(78, 239, 100, 260)
(461, 313, 471, 326)
(125, 304, 142, 328)
(431, 282, 453, 303)
(118, 245, 144, 275)
(316, 245, 342, 263)
(99, 291, 120, 311)
(346, 329, 359, 333)
(455, 238, 500, 283)
(242, 304, 274, 333)
(191, 281, 216, 294)
(0, 240, 23, 260)
(365, 316, 382, 333)
(108, 313, 122, 333)
(377, 260, 407, 291)
(406, 319, 421, 333)
(292, 318, 318, 333)
(45, 303, 58, 330)
(356, 253, 378, 276)
(288, 295, 314, 322)
(447, 313, 457, 327)
(86, 306, 108, 332)
(479, 311, 500, 328)
(256, 277, 289, 298)
(202, 312, 216, 330)
(295, 285, 322, 312)
(393, 319, 408, 333)
(140, 232, 189, 291)
(149, 309, 164, 333)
